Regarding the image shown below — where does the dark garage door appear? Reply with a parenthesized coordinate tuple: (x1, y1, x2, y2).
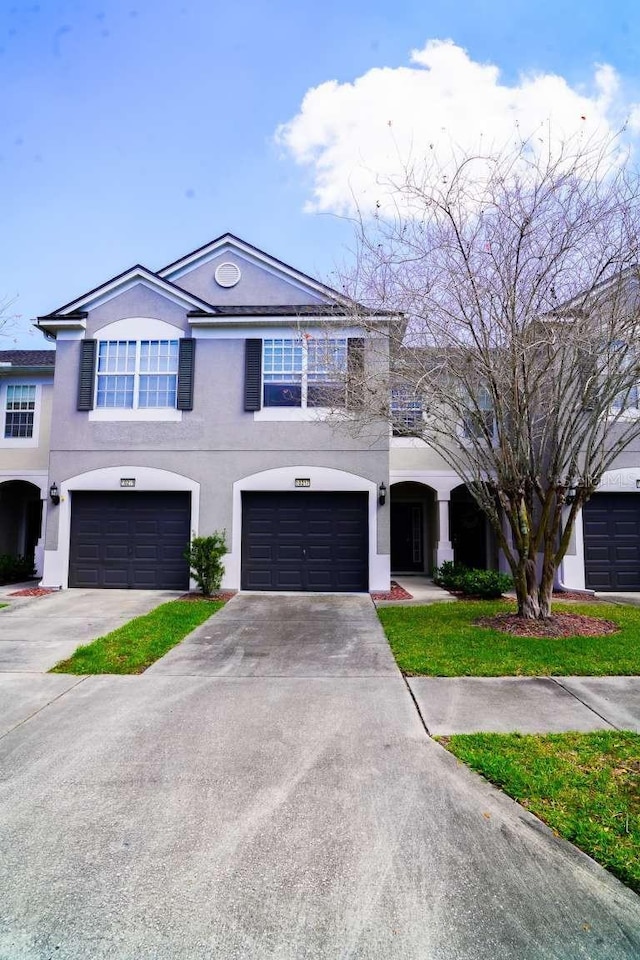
(241, 491, 368, 591)
(583, 493, 640, 590)
(69, 491, 191, 589)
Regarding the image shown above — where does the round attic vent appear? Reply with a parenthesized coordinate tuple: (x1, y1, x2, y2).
(214, 261, 241, 288)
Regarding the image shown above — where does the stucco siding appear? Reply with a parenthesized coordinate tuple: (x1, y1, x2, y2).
(169, 252, 326, 307)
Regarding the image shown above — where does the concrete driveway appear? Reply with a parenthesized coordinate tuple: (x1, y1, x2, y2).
(0, 588, 180, 672)
(0, 593, 639, 959)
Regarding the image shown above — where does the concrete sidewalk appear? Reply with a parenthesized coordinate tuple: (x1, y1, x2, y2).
(408, 675, 640, 734)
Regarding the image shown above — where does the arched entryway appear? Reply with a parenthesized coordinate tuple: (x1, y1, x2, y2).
(0, 480, 43, 566)
(450, 484, 496, 569)
(390, 482, 437, 575)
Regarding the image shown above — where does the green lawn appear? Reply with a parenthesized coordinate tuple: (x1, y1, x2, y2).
(439, 731, 640, 893)
(378, 601, 640, 675)
(50, 599, 223, 674)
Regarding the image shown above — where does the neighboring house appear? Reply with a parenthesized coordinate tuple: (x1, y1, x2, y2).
(0, 350, 55, 577)
(35, 234, 391, 592)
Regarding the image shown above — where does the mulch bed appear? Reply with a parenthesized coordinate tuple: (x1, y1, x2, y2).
(551, 590, 600, 602)
(178, 592, 236, 602)
(371, 581, 414, 601)
(7, 587, 59, 597)
(475, 612, 619, 638)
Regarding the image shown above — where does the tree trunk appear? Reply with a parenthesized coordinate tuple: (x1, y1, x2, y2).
(513, 558, 541, 619)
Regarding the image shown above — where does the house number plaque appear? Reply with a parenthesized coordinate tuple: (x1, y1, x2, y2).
(120, 478, 136, 488)
(295, 478, 311, 488)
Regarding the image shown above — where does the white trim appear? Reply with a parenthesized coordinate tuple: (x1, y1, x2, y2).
(52, 270, 215, 317)
(90, 331, 181, 419)
(0, 380, 42, 449)
(224, 465, 389, 591)
(89, 408, 183, 422)
(190, 320, 367, 334)
(159, 236, 340, 302)
(93, 317, 185, 340)
(40, 466, 200, 590)
(390, 470, 461, 499)
(253, 407, 331, 422)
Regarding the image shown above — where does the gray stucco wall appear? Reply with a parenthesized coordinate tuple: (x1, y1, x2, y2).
(166, 251, 327, 307)
(45, 281, 390, 564)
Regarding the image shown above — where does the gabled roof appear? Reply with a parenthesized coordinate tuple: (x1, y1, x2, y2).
(0, 349, 55, 367)
(158, 232, 349, 304)
(39, 264, 219, 319)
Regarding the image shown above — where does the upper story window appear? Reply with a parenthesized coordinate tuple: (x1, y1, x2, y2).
(4, 384, 36, 438)
(391, 386, 423, 436)
(96, 340, 179, 408)
(462, 386, 496, 440)
(263, 337, 347, 408)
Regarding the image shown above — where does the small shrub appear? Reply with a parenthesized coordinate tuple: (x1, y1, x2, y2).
(434, 562, 512, 598)
(433, 561, 469, 591)
(0, 554, 36, 585)
(458, 568, 513, 598)
(184, 532, 227, 596)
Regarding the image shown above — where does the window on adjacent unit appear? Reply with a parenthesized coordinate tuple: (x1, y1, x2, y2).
(96, 340, 179, 408)
(462, 386, 496, 440)
(263, 337, 347, 408)
(391, 386, 423, 436)
(4, 384, 36, 438)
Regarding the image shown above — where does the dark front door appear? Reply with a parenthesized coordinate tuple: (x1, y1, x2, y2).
(390, 502, 424, 572)
(241, 491, 369, 591)
(69, 491, 191, 589)
(450, 490, 487, 569)
(583, 493, 640, 590)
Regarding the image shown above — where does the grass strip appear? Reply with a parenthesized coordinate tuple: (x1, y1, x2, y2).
(439, 731, 640, 893)
(378, 600, 640, 676)
(50, 599, 223, 674)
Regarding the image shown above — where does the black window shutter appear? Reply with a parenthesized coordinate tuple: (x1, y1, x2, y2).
(77, 339, 97, 411)
(347, 338, 365, 408)
(244, 338, 262, 411)
(177, 338, 196, 411)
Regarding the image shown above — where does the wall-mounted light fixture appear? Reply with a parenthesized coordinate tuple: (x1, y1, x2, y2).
(378, 481, 387, 506)
(565, 486, 577, 505)
(49, 482, 60, 505)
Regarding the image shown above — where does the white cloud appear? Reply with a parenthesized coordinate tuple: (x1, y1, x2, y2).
(276, 40, 638, 215)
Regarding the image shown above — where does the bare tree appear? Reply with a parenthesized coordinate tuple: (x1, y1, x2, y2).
(337, 133, 640, 619)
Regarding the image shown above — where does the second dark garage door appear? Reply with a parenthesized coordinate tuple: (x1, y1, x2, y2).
(241, 491, 369, 591)
(69, 491, 191, 589)
(583, 493, 640, 590)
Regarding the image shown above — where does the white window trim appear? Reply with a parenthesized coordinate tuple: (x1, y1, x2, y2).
(0, 380, 41, 448)
(89, 337, 182, 422)
(261, 336, 347, 412)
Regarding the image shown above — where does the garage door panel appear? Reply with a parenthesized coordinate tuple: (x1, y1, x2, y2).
(242, 491, 368, 592)
(583, 494, 640, 590)
(70, 492, 190, 589)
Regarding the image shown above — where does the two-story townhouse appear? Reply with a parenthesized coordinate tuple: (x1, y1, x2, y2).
(0, 350, 55, 577)
(35, 235, 392, 593)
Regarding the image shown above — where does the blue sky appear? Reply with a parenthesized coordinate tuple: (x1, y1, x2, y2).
(2, 0, 639, 347)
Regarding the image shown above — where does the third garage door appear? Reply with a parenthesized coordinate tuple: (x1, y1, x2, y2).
(583, 493, 640, 590)
(241, 491, 369, 591)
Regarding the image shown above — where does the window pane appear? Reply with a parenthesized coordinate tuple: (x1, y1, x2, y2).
(263, 383, 302, 407)
(308, 382, 345, 407)
(4, 411, 34, 438)
(140, 340, 179, 373)
(97, 341, 136, 373)
(6, 384, 36, 410)
(263, 339, 303, 375)
(138, 374, 177, 408)
(307, 338, 347, 374)
(96, 375, 134, 408)
(391, 387, 423, 435)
